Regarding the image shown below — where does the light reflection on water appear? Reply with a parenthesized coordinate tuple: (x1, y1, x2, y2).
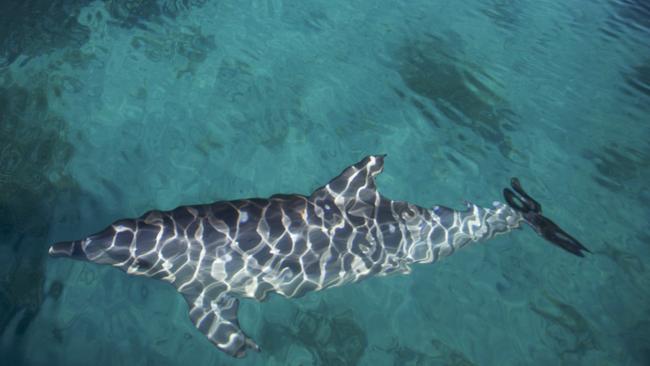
(0, 0, 648, 365)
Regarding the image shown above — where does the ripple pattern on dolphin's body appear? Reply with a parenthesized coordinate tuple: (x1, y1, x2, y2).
(49, 154, 589, 358)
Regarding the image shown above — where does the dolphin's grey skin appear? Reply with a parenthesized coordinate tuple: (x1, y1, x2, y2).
(49, 155, 587, 357)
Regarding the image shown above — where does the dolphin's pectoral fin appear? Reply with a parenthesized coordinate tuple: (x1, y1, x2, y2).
(184, 291, 260, 358)
(310, 154, 386, 205)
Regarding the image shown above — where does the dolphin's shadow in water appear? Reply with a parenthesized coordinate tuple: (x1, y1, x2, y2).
(372, 336, 475, 366)
(258, 301, 367, 366)
(529, 292, 600, 362)
(392, 33, 520, 161)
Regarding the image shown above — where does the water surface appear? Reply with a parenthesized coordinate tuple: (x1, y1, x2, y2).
(0, 0, 649, 365)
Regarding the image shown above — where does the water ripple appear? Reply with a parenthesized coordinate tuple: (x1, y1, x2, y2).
(394, 34, 518, 159)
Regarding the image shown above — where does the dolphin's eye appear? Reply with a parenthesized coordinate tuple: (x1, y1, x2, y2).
(401, 205, 416, 220)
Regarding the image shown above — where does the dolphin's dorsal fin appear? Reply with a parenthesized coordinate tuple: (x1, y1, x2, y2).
(310, 155, 385, 208)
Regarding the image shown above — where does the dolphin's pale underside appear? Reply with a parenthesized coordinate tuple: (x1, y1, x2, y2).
(49, 155, 588, 357)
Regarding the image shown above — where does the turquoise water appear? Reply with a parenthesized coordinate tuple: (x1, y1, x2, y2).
(1, 0, 649, 364)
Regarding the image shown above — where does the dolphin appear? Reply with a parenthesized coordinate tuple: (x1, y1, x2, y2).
(49, 155, 588, 357)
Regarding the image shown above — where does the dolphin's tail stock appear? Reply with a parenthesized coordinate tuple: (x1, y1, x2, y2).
(503, 178, 590, 257)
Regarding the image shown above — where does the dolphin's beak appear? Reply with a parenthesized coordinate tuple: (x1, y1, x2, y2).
(49, 240, 88, 259)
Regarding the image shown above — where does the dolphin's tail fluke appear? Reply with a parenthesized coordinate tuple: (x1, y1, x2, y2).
(503, 178, 590, 257)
